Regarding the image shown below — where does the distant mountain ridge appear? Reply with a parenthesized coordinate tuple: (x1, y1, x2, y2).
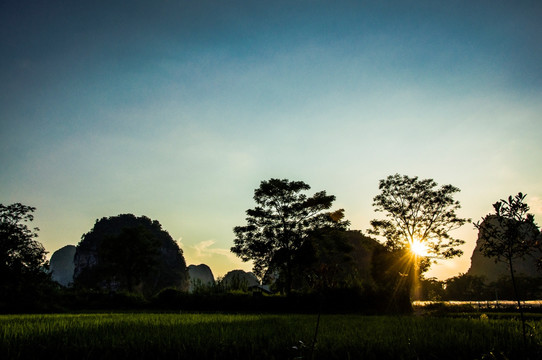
(49, 245, 76, 286)
(222, 269, 260, 288)
(187, 264, 215, 292)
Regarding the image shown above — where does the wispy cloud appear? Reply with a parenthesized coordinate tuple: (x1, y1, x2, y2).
(528, 196, 542, 216)
(176, 237, 184, 248)
(181, 239, 252, 277)
(192, 240, 216, 258)
(188, 239, 244, 266)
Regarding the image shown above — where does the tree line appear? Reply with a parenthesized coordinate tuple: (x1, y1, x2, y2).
(1, 174, 541, 313)
(419, 273, 542, 302)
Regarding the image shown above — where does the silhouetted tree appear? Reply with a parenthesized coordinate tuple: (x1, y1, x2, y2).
(231, 178, 348, 294)
(418, 277, 445, 301)
(98, 226, 160, 292)
(293, 229, 380, 292)
(370, 245, 413, 313)
(74, 214, 188, 296)
(444, 274, 488, 301)
(475, 192, 541, 345)
(369, 174, 469, 299)
(0, 203, 52, 307)
(488, 275, 542, 301)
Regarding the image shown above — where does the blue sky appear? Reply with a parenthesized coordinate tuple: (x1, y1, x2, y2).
(1, 0, 541, 279)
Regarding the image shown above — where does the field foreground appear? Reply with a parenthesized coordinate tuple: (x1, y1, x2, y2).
(2, 313, 541, 359)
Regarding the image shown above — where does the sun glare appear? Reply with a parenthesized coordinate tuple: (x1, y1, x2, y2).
(410, 239, 429, 257)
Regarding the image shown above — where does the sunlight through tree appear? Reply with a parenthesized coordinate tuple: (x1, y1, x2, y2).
(369, 174, 470, 301)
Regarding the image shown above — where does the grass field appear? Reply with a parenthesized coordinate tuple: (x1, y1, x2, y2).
(2, 313, 541, 359)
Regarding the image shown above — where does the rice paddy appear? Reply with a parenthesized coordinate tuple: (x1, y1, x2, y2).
(1, 313, 541, 359)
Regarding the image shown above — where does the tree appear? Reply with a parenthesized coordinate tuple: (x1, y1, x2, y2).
(0, 203, 51, 306)
(370, 243, 414, 313)
(293, 229, 379, 292)
(475, 193, 540, 282)
(369, 174, 469, 299)
(418, 277, 446, 301)
(98, 226, 160, 292)
(231, 178, 348, 294)
(474, 192, 541, 346)
(74, 214, 189, 296)
(444, 274, 488, 301)
(293, 228, 356, 291)
(488, 275, 542, 301)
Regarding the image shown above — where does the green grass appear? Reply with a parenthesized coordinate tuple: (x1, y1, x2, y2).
(1, 313, 541, 359)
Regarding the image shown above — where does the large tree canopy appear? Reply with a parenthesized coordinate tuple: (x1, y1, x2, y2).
(369, 174, 469, 262)
(98, 226, 160, 292)
(231, 178, 348, 294)
(0, 203, 50, 305)
(368, 174, 469, 302)
(293, 229, 383, 292)
(74, 214, 188, 295)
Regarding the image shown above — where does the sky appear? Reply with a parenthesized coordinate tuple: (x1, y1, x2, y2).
(1, 0, 541, 280)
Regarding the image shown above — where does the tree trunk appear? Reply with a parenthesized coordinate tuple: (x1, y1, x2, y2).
(285, 262, 293, 296)
(509, 257, 527, 348)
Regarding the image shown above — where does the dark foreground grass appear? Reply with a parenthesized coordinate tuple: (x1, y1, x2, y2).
(2, 313, 541, 359)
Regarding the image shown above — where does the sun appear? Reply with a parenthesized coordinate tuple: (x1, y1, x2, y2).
(410, 239, 429, 257)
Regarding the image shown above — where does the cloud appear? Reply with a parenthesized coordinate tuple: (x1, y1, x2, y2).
(192, 240, 215, 258)
(182, 239, 253, 278)
(190, 240, 240, 264)
(528, 196, 542, 217)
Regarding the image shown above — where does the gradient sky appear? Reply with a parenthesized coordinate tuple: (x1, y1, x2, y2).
(1, 0, 541, 279)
